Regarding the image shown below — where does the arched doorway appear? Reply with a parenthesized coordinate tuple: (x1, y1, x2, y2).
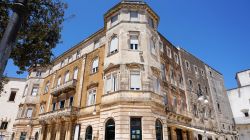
(105, 119, 115, 140)
(85, 126, 92, 140)
(34, 132, 39, 140)
(155, 119, 163, 140)
(198, 134, 202, 140)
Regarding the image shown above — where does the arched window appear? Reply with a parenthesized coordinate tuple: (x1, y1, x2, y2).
(198, 134, 202, 140)
(44, 81, 49, 93)
(64, 71, 70, 83)
(92, 58, 99, 73)
(34, 132, 39, 140)
(109, 36, 118, 54)
(85, 126, 92, 140)
(105, 119, 115, 140)
(73, 67, 78, 80)
(57, 76, 61, 87)
(155, 119, 163, 140)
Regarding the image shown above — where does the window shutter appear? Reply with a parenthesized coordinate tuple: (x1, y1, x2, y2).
(93, 58, 99, 68)
(110, 37, 118, 53)
(64, 71, 70, 82)
(106, 76, 112, 93)
(130, 72, 141, 90)
(73, 68, 78, 79)
(73, 124, 80, 140)
(26, 109, 33, 118)
(130, 37, 138, 45)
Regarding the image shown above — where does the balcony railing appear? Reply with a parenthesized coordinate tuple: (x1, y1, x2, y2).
(51, 79, 77, 96)
(101, 90, 165, 106)
(24, 96, 39, 104)
(14, 117, 35, 126)
(38, 106, 78, 122)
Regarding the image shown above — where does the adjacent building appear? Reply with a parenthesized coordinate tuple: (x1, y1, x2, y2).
(228, 69, 250, 140)
(0, 78, 26, 140)
(9, 0, 237, 140)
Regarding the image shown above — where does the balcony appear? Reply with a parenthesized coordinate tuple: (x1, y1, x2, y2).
(14, 117, 35, 126)
(51, 79, 77, 96)
(38, 106, 79, 122)
(24, 96, 39, 104)
(101, 90, 165, 107)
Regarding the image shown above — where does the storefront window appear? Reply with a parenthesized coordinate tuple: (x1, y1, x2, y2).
(130, 118, 142, 140)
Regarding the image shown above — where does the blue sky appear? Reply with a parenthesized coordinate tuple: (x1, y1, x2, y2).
(4, 0, 250, 89)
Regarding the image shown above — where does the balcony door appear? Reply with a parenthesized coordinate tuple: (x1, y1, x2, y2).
(176, 129, 183, 140)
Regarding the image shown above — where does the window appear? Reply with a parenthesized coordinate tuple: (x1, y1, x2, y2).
(44, 82, 49, 93)
(73, 67, 78, 80)
(130, 11, 138, 21)
(64, 71, 70, 83)
(130, 118, 142, 140)
(67, 55, 72, 63)
(85, 126, 93, 140)
(130, 35, 139, 50)
(60, 100, 65, 109)
(161, 64, 166, 81)
(19, 132, 27, 140)
(105, 119, 115, 140)
(40, 105, 44, 113)
(179, 75, 184, 87)
(0, 122, 8, 130)
(69, 96, 74, 107)
(36, 71, 42, 77)
(92, 58, 99, 73)
(109, 36, 118, 54)
(76, 49, 81, 58)
(170, 67, 174, 81)
(173, 96, 177, 106)
(217, 103, 221, 112)
(17, 108, 23, 118)
(111, 14, 118, 25)
(52, 103, 56, 111)
(87, 89, 96, 106)
(94, 40, 100, 49)
(154, 77, 160, 93)
(155, 120, 163, 140)
(193, 105, 198, 117)
(57, 76, 61, 87)
(130, 71, 141, 90)
(74, 124, 81, 140)
(9, 91, 16, 101)
(244, 112, 249, 117)
(189, 80, 193, 89)
(148, 17, 154, 28)
(174, 53, 179, 64)
(23, 85, 28, 96)
(60, 60, 65, 68)
(194, 66, 198, 74)
(167, 47, 172, 58)
(31, 86, 38, 96)
(106, 73, 118, 93)
(26, 108, 33, 118)
(201, 70, 205, 77)
(150, 39, 156, 55)
(185, 61, 190, 70)
(159, 42, 163, 52)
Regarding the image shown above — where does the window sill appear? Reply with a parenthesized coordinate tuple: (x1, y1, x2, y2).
(90, 71, 99, 75)
(8, 101, 15, 103)
(107, 51, 119, 57)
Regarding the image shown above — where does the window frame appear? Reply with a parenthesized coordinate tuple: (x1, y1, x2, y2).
(130, 71, 141, 91)
(109, 36, 119, 55)
(130, 117, 142, 140)
(155, 119, 163, 140)
(130, 11, 139, 21)
(92, 57, 99, 74)
(31, 86, 39, 96)
(130, 35, 139, 50)
(9, 91, 17, 102)
(87, 89, 96, 106)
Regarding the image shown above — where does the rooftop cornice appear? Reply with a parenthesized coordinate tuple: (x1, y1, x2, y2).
(104, 1, 159, 29)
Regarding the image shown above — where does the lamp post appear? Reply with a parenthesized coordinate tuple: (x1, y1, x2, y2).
(197, 90, 209, 140)
(0, 0, 27, 80)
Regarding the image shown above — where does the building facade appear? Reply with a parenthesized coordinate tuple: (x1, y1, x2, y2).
(0, 78, 26, 140)
(228, 69, 250, 140)
(11, 0, 237, 140)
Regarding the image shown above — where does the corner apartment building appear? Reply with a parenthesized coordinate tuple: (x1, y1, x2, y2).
(0, 78, 26, 140)
(228, 69, 250, 140)
(11, 0, 237, 140)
